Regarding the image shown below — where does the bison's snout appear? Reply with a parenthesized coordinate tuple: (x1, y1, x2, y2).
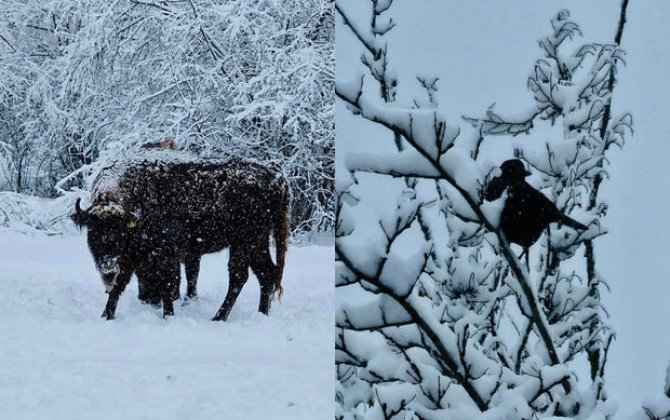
(98, 257, 120, 292)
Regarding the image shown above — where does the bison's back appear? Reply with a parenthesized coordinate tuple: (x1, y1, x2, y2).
(112, 156, 289, 250)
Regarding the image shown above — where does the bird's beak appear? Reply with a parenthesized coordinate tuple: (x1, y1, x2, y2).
(525, 170, 532, 176)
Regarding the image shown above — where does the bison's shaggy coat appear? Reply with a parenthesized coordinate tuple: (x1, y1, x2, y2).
(73, 150, 291, 320)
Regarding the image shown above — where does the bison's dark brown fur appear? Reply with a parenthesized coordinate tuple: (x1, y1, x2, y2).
(72, 151, 291, 320)
(135, 138, 197, 304)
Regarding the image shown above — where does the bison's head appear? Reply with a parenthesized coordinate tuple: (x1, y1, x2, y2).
(71, 198, 140, 292)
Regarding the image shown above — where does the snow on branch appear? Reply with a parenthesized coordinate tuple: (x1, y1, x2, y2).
(335, 1, 379, 57)
(0, 0, 334, 238)
(336, 4, 634, 418)
(337, 79, 571, 372)
(464, 11, 626, 142)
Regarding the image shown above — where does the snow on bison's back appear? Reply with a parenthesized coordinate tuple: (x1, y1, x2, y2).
(115, 159, 291, 244)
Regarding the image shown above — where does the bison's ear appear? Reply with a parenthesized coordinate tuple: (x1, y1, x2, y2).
(70, 212, 87, 226)
(70, 198, 88, 227)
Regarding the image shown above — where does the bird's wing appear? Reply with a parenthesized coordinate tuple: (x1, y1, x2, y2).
(522, 183, 588, 230)
(513, 183, 567, 228)
(484, 176, 508, 201)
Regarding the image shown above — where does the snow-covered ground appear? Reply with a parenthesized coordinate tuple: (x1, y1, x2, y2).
(0, 231, 333, 420)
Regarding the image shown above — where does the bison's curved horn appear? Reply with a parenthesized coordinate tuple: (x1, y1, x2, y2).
(75, 198, 84, 215)
(71, 198, 89, 227)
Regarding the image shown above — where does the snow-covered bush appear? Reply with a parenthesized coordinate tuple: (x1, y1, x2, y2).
(336, 2, 630, 418)
(0, 192, 75, 235)
(0, 0, 334, 237)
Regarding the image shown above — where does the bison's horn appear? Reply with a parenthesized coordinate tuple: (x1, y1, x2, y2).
(75, 198, 84, 216)
(71, 197, 89, 227)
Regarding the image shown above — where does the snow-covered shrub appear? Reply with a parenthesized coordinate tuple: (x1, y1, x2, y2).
(336, 3, 630, 418)
(0, 192, 75, 235)
(0, 0, 333, 237)
(463, 9, 633, 399)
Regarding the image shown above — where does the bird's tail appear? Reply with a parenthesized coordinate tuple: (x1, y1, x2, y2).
(559, 213, 588, 231)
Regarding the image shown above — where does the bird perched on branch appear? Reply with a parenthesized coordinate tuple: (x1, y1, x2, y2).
(484, 159, 588, 249)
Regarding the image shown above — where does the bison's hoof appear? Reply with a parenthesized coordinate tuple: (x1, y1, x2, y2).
(182, 295, 198, 306)
(211, 315, 226, 322)
(101, 311, 115, 320)
(139, 295, 162, 307)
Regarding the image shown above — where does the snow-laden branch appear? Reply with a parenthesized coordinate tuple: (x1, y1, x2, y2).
(335, 1, 379, 57)
(337, 81, 567, 379)
(0, 0, 335, 237)
(335, 5, 636, 418)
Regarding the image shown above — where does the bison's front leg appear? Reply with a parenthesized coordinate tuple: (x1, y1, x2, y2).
(213, 246, 250, 321)
(101, 269, 133, 320)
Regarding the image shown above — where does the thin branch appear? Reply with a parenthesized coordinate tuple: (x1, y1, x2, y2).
(335, 1, 378, 57)
(336, 245, 489, 411)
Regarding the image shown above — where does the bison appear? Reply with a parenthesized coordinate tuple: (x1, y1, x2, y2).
(71, 150, 291, 321)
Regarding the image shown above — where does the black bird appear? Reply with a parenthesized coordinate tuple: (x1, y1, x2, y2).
(484, 159, 588, 249)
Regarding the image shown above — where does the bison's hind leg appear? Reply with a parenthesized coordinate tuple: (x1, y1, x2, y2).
(250, 244, 278, 316)
(161, 259, 181, 318)
(212, 246, 250, 321)
(184, 253, 201, 300)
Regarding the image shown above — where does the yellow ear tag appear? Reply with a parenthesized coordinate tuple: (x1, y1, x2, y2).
(127, 220, 137, 228)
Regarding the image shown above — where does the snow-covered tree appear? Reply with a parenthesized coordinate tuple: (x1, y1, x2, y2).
(336, 2, 631, 418)
(0, 0, 334, 237)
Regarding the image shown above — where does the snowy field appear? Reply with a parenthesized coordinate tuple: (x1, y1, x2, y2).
(337, 0, 670, 416)
(0, 231, 333, 420)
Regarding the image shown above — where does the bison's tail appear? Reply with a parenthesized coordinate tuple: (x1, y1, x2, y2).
(273, 182, 292, 300)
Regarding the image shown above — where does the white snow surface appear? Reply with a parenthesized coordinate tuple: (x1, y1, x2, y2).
(0, 231, 333, 420)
